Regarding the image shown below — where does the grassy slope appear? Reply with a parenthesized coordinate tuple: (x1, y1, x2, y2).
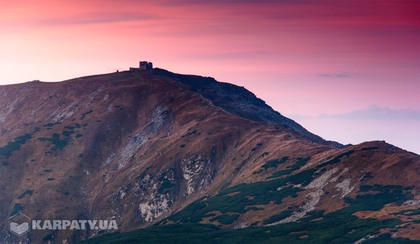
(84, 153, 417, 243)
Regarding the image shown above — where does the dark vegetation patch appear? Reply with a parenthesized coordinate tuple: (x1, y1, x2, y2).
(182, 129, 199, 138)
(80, 110, 93, 120)
(350, 184, 413, 208)
(17, 190, 34, 199)
(361, 172, 374, 181)
(363, 233, 415, 243)
(263, 209, 293, 225)
(0, 134, 32, 158)
(250, 143, 263, 153)
(396, 209, 420, 216)
(254, 157, 289, 174)
(361, 147, 379, 151)
(43, 122, 60, 129)
(39, 133, 69, 151)
(83, 184, 416, 244)
(11, 203, 23, 216)
(158, 174, 175, 193)
(261, 157, 288, 170)
(43, 233, 54, 241)
(268, 157, 310, 179)
(316, 150, 354, 169)
(163, 168, 315, 224)
(38, 123, 82, 151)
(209, 214, 240, 225)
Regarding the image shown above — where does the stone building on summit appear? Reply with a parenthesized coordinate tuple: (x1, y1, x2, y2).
(139, 61, 153, 70)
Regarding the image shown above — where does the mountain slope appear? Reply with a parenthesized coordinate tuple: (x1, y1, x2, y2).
(153, 68, 340, 147)
(0, 68, 418, 243)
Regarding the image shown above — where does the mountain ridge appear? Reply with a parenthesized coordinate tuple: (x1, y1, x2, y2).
(0, 68, 418, 243)
(152, 68, 342, 147)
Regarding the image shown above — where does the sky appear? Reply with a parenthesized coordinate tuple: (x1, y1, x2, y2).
(1, 0, 419, 153)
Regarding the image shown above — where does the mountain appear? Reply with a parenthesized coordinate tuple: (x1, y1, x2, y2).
(0, 68, 418, 243)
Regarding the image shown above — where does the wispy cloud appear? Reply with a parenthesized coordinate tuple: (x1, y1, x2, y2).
(39, 11, 160, 25)
(334, 106, 420, 120)
(291, 106, 420, 120)
(319, 72, 351, 78)
(288, 106, 420, 154)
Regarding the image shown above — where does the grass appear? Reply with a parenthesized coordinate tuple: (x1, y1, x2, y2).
(83, 184, 416, 244)
(82, 146, 414, 243)
(162, 168, 315, 224)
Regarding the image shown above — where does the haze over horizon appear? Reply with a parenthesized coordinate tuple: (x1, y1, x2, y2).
(1, 0, 419, 153)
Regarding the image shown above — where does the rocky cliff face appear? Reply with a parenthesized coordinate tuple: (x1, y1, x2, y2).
(0, 69, 418, 243)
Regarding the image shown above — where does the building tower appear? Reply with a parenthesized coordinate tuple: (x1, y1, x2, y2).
(140, 61, 153, 70)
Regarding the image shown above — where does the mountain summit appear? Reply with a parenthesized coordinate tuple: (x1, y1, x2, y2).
(0, 67, 418, 243)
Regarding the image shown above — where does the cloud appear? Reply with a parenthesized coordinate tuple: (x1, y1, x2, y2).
(334, 106, 420, 120)
(319, 72, 351, 78)
(288, 106, 420, 154)
(291, 106, 420, 121)
(38, 11, 160, 26)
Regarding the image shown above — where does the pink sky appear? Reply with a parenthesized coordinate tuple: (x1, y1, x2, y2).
(1, 0, 420, 153)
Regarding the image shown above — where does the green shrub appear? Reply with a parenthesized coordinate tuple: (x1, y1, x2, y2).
(80, 110, 93, 120)
(84, 184, 415, 244)
(0, 134, 32, 158)
(268, 157, 310, 179)
(210, 214, 240, 225)
(11, 203, 23, 216)
(261, 157, 289, 170)
(38, 133, 70, 151)
(263, 209, 293, 224)
(17, 190, 34, 199)
(316, 150, 354, 169)
(361, 147, 379, 151)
